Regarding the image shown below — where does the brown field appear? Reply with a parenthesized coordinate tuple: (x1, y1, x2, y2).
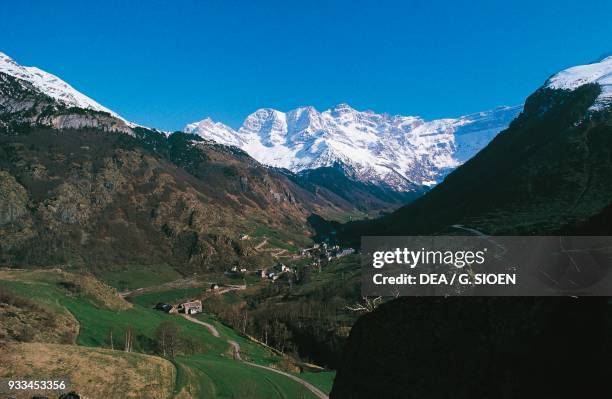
(0, 342, 175, 399)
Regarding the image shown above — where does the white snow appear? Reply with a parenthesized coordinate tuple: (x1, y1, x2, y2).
(185, 104, 522, 191)
(0, 51, 133, 125)
(546, 55, 612, 111)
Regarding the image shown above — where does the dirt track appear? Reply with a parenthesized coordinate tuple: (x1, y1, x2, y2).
(181, 314, 329, 399)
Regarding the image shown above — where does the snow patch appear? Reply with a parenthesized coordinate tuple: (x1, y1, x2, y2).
(546, 56, 612, 111)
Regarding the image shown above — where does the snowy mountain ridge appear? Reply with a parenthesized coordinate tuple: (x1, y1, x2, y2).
(0, 51, 132, 125)
(185, 104, 523, 191)
(546, 55, 612, 111)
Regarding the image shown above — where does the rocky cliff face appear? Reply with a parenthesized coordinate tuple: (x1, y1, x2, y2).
(0, 171, 28, 225)
(0, 171, 34, 252)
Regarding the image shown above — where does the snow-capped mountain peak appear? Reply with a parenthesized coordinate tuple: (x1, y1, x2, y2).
(546, 55, 612, 111)
(184, 117, 242, 146)
(0, 51, 130, 123)
(185, 104, 522, 191)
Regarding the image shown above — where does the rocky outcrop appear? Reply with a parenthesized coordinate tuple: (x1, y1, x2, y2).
(0, 171, 34, 257)
(43, 113, 132, 134)
(0, 171, 28, 225)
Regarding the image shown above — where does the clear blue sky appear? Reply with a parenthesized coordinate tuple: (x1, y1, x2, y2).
(1, 0, 611, 131)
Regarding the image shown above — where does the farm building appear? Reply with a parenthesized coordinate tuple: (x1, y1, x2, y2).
(179, 300, 203, 315)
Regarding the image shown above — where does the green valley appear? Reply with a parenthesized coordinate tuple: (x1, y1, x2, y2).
(0, 269, 334, 398)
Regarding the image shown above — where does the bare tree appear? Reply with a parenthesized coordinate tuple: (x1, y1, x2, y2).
(108, 328, 114, 350)
(240, 309, 249, 334)
(345, 296, 383, 313)
(155, 320, 180, 358)
(124, 326, 133, 352)
(271, 319, 291, 353)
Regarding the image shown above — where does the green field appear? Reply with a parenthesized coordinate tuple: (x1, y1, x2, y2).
(299, 371, 337, 394)
(175, 355, 314, 398)
(0, 270, 335, 398)
(98, 263, 183, 291)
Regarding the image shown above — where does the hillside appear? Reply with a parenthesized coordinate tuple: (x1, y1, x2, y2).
(0, 123, 386, 271)
(0, 343, 176, 399)
(284, 164, 425, 217)
(0, 269, 333, 398)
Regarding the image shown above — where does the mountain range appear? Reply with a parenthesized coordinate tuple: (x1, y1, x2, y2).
(185, 103, 522, 191)
(3, 49, 612, 259)
(0, 51, 434, 269)
(0, 50, 521, 213)
(3, 47, 612, 399)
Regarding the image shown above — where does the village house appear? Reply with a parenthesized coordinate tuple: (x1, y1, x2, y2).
(337, 248, 355, 257)
(179, 299, 203, 315)
(227, 266, 249, 274)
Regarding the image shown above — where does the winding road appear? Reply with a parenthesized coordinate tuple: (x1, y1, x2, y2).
(244, 361, 328, 399)
(181, 314, 329, 399)
(181, 314, 220, 337)
(123, 274, 328, 398)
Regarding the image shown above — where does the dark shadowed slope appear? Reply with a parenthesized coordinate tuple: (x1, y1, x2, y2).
(331, 297, 611, 399)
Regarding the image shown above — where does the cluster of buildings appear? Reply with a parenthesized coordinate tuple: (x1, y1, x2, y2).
(259, 263, 294, 282)
(222, 262, 296, 283)
(301, 243, 355, 262)
(224, 266, 249, 277)
(152, 243, 357, 318)
(154, 299, 203, 315)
